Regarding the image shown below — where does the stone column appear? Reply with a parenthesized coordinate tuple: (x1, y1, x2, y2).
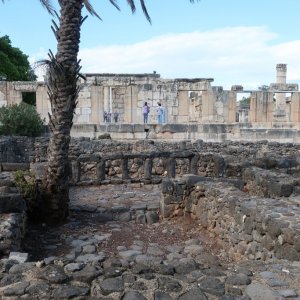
(189, 154, 199, 175)
(71, 161, 81, 183)
(90, 85, 102, 124)
(36, 85, 49, 123)
(103, 86, 110, 116)
(122, 158, 130, 180)
(144, 158, 153, 180)
(228, 91, 237, 123)
(177, 91, 189, 123)
(96, 160, 106, 181)
(249, 92, 273, 123)
(202, 88, 215, 122)
(291, 92, 300, 122)
(166, 158, 176, 178)
(274, 64, 287, 120)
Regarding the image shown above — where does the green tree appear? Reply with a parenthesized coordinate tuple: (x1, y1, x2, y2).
(0, 103, 44, 136)
(0, 35, 37, 81)
(2, 0, 197, 224)
(239, 96, 250, 107)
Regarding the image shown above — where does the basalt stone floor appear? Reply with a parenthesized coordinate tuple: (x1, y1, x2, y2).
(0, 184, 300, 299)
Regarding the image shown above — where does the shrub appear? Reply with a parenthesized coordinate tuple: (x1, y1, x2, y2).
(0, 103, 44, 137)
(98, 133, 111, 139)
(14, 170, 40, 221)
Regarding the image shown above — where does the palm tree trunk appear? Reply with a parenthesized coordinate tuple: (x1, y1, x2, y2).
(41, 0, 83, 224)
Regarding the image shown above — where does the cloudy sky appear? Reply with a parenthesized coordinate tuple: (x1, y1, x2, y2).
(1, 0, 300, 89)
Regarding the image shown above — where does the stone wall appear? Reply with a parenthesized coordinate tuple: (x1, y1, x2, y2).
(0, 136, 35, 164)
(160, 173, 300, 262)
(1, 136, 300, 262)
(0, 172, 27, 256)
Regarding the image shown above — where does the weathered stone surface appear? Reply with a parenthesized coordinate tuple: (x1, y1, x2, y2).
(198, 277, 225, 296)
(173, 258, 198, 274)
(178, 288, 208, 300)
(122, 290, 147, 300)
(9, 262, 36, 274)
(75, 253, 106, 263)
(8, 252, 28, 263)
(52, 284, 90, 299)
(71, 265, 102, 283)
(154, 290, 173, 300)
(99, 277, 124, 295)
(157, 276, 182, 292)
(225, 273, 251, 285)
(37, 265, 69, 284)
(245, 283, 282, 300)
(2, 281, 30, 296)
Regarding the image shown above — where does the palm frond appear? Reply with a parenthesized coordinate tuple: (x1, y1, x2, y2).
(139, 0, 151, 24)
(126, 0, 136, 13)
(83, 0, 102, 19)
(39, 0, 55, 15)
(126, 0, 151, 23)
(108, 0, 120, 11)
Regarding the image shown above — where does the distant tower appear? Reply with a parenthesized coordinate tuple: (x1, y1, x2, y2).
(275, 63, 287, 118)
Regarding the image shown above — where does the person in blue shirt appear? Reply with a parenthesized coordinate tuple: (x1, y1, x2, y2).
(157, 103, 163, 124)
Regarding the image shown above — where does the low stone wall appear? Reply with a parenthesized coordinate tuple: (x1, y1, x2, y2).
(73, 151, 224, 185)
(70, 123, 300, 143)
(2, 136, 300, 165)
(160, 175, 300, 262)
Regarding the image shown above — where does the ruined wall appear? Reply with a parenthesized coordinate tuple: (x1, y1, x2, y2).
(1, 65, 300, 131)
(160, 175, 300, 262)
(1, 136, 300, 261)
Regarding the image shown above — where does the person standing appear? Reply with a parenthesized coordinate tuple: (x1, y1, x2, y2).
(143, 102, 150, 124)
(157, 103, 163, 124)
(113, 110, 119, 123)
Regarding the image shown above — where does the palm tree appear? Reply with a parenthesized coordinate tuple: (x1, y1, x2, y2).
(2, 0, 197, 224)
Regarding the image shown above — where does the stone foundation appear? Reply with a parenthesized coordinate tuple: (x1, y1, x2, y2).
(1, 136, 300, 262)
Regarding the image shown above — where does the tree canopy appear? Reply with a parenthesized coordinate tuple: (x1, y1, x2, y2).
(0, 35, 37, 81)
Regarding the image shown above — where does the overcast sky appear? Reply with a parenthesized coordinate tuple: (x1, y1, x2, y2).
(1, 0, 300, 89)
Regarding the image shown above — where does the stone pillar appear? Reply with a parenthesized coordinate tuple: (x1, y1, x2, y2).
(274, 64, 287, 120)
(71, 161, 81, 183)
(249, 92, 273, 123)
(103, 86, 110, 115)
(36, 85, 49, 122)
(177, 91, 189, 123)
(90, 85, 102, 124)
(166, 158, 176, 178)
(124, 85, 138, 123)
(96, 160, 106, 181)
(202, 88, 215, 122)
(144, 158, 153, 180)
(291, 92, 300, 122)
(122, 158, 130, 180)
(228, 91, 237, 123)
(189, 154, 199, 175)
